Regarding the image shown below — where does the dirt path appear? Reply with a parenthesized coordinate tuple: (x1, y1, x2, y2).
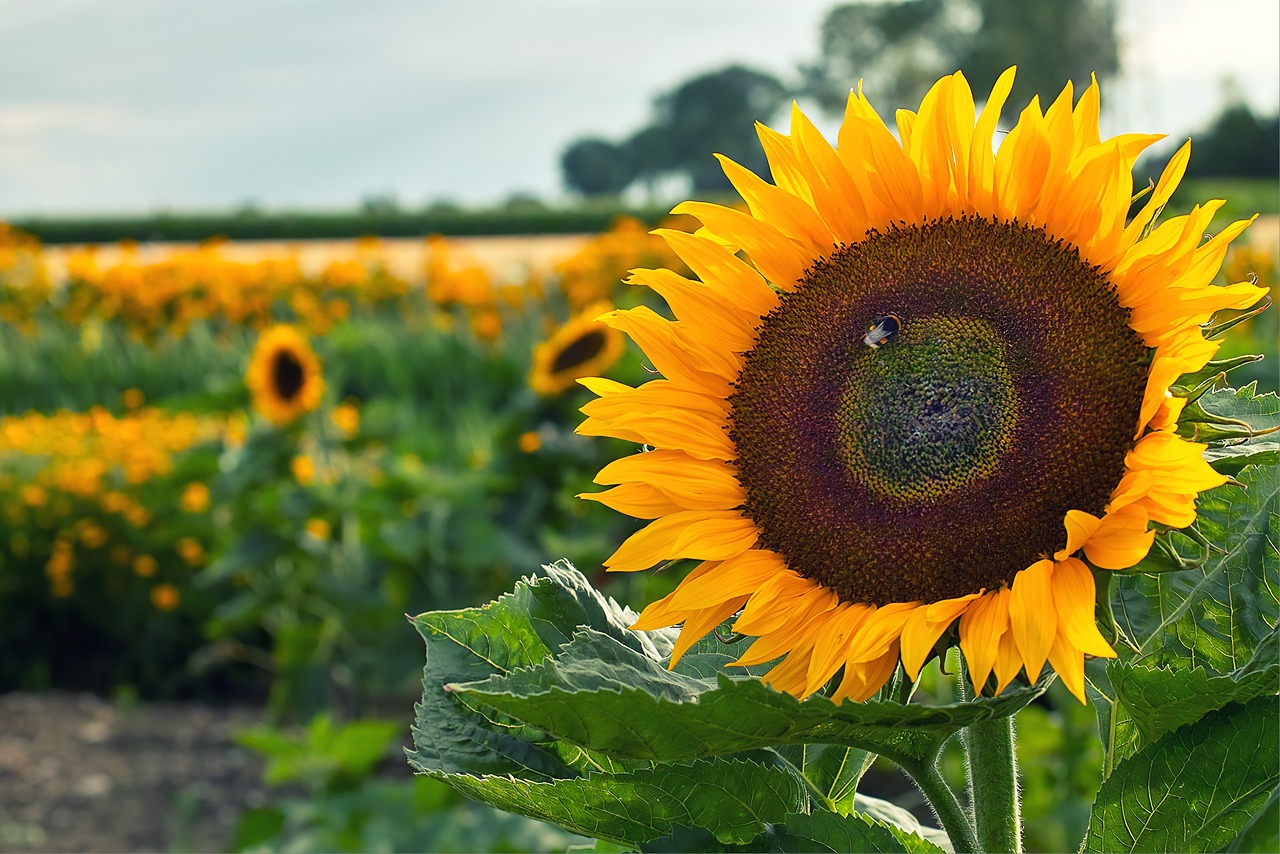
(0, 692, 267, 853)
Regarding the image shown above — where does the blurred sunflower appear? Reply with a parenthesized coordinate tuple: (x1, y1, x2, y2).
(529, 301, 625, 396)
(578, 68, 1268, 704)
(246, 324, 324, 426)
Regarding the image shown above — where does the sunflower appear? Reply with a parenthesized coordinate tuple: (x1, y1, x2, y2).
(246, 324, 324, 426)
(529, 301, 625, 396)
(578, 68, 1268, 704)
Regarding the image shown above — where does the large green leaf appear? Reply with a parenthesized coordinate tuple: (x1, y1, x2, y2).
(406, 560, 658, 781)
(439, 757, 807, 847)
(1090, 459, 1278, 771)
(1111, 462, 1278, 675)
(452, 627, 1049, 767)
(1084, 696, 1279, 853)
(1179, 384, 1280, 461)
(640, 809, 945, 853)
(1104, 629, 1279, 763)
(1221, 786, 1280, 853)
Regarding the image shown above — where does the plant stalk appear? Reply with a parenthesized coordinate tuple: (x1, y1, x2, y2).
(965, 714, 1022, 853)
(904, 758, 978, 854)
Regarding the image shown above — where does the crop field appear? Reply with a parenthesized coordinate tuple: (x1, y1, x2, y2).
(0, 201, 1276, 851)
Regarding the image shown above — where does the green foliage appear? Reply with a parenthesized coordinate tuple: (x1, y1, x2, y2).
(1080, 383, 1279, 852)
(233, 714, 582, 853)
(409, 561, 1022, 850)
(1084, 697, 1278, 853)
(13, 201, 677, 244)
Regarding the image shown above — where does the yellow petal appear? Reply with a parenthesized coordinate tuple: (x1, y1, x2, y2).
(665, 549, 788, 611)
(833, 642, 901, 703)
(578, 482, 682, 519)
(1049, 557, 1117, 658)
(1082, 504, 1154, 570)
(733, 570, 826, 635)
(1046, 627, 1088, 703)
(671, 201, 817, 290)
(993, 626, 1024, 694)
(804, 603, 874, 696)
(900, 594, 977, 681)
(668, 597, 749, 668)
(847, 601, 918, 663)
(1009, 559, 1056, 681)
(1056, 510, 1102, 560)
(594, 449, 743, 507)
(604, 510, 758, 572)
(959, 588, 1010, 694)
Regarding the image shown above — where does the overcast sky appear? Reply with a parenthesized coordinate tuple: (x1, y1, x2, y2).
(0, 0, 1276, 216)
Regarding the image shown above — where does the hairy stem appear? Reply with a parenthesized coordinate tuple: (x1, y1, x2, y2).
(903, 758, 978, 854)
(965, 714, 1022, 853)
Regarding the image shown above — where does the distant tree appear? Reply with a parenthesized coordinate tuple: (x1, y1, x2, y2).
(961, 0, 1120, 118)
(1185, 101, 1280, 179)
(801, 0, 957, 115)
(643, 65, 790, 192)
(802, 0, 1121, 120)
(360, 193, 401, 216)
(561, 138, 635, 197)
(558, 64, 789, 198)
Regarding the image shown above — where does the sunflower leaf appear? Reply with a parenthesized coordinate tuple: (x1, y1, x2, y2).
(450, 626, 1049, 767)
(1083, 696, 1279, 853)
(1171, 356, 1267, 397)
(406, 560, 659, 782)
(1111, 461, 1279, 675)
(1105, 628, 1279, 764)
(1220, 786, 1280, 853)
(640, 809, 944, 853)
(425, 757, 807, 847)
(1181, 384, 1280, 471)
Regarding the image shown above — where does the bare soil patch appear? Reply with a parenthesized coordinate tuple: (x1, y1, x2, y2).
(0, 692, 266, 853)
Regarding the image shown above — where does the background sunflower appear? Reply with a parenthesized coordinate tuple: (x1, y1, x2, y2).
(246, 323, 325, 426)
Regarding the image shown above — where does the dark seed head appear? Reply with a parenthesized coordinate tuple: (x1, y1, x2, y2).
(728, 216, 1148, 605)
(551, 329, 608, 374)
(271, 350, 306, 402)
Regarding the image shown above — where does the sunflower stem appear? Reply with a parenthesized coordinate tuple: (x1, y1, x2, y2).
(965, 715, 1022, 853)
(960, 661, 1023, 853)
(903, 756, 978, 854)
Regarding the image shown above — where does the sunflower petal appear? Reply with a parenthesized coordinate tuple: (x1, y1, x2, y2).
(1009, 559, 1056, 681)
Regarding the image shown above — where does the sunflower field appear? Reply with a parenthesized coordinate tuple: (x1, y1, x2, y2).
(2, 108, 1278, 850)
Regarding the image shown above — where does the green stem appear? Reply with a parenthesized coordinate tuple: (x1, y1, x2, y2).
(903, 758, 978, 854)
(965, 714, 1022, 853)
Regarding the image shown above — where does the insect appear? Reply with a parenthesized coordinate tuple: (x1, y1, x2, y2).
(862, 314, 902, 349)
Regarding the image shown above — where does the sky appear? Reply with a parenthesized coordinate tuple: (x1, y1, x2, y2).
(0, 0, 1276, 217)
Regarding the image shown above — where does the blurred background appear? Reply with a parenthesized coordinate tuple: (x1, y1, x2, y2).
(0, 1, 1275, 851)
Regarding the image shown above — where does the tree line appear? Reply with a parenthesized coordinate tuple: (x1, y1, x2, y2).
(561, 0, 1277, 197)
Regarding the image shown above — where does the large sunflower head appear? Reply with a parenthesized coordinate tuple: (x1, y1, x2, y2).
(529, 301, 625, 396)
(246, 323, 324, 426)
(577, 68, 1269, 704)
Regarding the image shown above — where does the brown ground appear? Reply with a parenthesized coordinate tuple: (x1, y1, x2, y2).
(0, 692, 267, 853)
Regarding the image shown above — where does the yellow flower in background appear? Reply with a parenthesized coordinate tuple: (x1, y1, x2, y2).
(176, 537, 204, 566)
(518, 430, 542, 453)
(305, 517, 332, 541)
(246, 324, 324, 426)
(121, 388, 145, 409)
(330, 401, 360, 435)
(132, 554, 158, 578)
(20, 483, 46, 507)
(181, 482, 210, 512)
(529, 301, 625, 396)
(291, 453, 315, 485)
(150, 583, 181, 611)
(579, 68, 1268, 704)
